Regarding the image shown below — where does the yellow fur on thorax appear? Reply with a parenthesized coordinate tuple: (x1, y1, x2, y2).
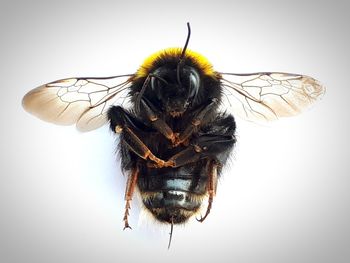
(135, 47, 216, 78)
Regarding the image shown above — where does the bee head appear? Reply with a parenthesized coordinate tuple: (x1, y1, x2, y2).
(134, 23, 220, 115)
(150, 23, 200, 117)
(150, 65, 200, 117)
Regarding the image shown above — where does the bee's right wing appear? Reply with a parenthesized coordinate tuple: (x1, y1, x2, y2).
(22, 74, 134, 132)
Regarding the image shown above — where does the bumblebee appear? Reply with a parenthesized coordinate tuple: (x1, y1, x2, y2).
(22, 23, 325, 247)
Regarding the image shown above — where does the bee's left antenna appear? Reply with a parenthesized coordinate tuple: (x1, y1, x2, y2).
(177, 22, 191, 86)
(180, 22, 191, 60)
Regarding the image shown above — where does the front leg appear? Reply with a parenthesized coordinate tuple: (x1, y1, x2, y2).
(140, 97, 178, 144)
(173, 98, 219, 147)
(108, 106, 174, 168)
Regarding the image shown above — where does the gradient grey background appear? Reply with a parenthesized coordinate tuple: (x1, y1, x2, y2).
(1, 0, 349, 262)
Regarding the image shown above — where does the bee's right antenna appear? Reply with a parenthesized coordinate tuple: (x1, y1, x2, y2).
(177, 22, 191, 85)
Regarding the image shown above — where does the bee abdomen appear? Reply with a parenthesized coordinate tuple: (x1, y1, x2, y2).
(143, 190, 203, 209)
(138, 174, 207, 224)
(138, 175, 207, 194)
(142, 190, 204, 224)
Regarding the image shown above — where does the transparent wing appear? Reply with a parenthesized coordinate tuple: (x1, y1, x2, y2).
(22, 75, 134, 132)
(220, 72, 325, 122)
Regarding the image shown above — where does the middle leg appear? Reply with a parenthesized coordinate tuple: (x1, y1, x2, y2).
(108, 106, 174, 168)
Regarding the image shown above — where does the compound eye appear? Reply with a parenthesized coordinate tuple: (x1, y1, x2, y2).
(188, 68, 200, 98)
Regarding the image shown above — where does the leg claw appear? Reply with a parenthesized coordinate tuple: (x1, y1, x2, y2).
(196, 215, 207, 223)
(123, 223, 132, 230)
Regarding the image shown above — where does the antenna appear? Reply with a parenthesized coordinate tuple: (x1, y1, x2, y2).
(177, 22, 191, 85)
(180, 22, 191, 60)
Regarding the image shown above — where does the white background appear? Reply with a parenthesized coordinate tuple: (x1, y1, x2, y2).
(1, 0, 349, 262)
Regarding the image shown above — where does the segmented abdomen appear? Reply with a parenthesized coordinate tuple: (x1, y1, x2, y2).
(138, 164, 209, 224)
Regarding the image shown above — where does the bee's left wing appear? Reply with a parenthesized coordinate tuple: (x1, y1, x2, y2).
(219, 72, 325, 122)
(22, 75, 134, 132)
